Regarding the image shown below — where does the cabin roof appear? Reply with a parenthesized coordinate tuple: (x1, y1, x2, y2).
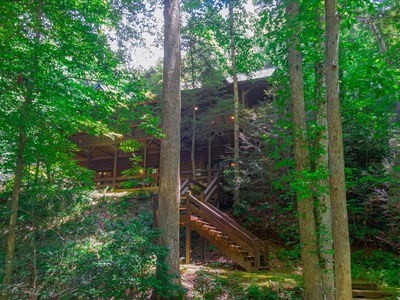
(225, 68, 275, 84)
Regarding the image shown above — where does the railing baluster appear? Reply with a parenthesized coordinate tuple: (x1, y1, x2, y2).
(254, 238, 260, 270)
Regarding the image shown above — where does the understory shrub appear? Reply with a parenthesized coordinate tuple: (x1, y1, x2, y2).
(351, 249, 400, 287)
(0, 179, 181, 299)
(39, 214, 177, 299)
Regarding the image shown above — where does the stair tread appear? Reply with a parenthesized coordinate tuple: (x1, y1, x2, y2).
(180, 183, 269, 272)
(352, 289, 389, 298)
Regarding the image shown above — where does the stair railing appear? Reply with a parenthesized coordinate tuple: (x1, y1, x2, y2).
(183, 192, 268, 268)
(198, 173, 221, 206)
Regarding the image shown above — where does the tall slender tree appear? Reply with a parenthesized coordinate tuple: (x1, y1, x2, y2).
(325, 0, 352, 298)
(0, 2, 149, 297)
(286, 1, 322, 298)
(229, 0, 241, 206)
(312, 4, 334, 299)
(156, 0, 182, 297)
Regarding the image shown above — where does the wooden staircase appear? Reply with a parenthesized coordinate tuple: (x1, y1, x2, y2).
(176, 175, 269, 272)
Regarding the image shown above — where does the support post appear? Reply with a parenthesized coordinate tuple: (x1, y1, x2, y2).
(84, 146, 95, 169)
(241, 88, 246, 106)
(207, 137, 212, 183)
(144, 139, 148, 169)
(200, 193, 205, 202)
(254, 238, 260, 271)
(111, 144, 119, 189)
(264, 241, 269, 268)
(185, 197, 191, 264)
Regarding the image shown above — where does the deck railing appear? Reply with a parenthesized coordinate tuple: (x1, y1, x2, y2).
(94, 169, 220, 189)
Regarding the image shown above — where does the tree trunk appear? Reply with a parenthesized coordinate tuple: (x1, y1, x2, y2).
(156, 0, 181, 298)
(286, 1, 322, 298)
(190, 45, 197, 181)
(191, 106, 197, 181)
(1, 131, 26, 300)
(229, 0, 240, 206)
(2, 2, 42, 296)
(314, 6, 334, 300)
(325, 0, 352, 298)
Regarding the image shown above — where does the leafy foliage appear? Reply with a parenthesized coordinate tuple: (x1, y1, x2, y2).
(0, 178, 181, 298)
(351, 250, 400, 286)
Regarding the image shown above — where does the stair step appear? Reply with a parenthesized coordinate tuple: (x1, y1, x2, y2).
(352, 290, 388, 299)
(244, 256, 255, 262)
(209, 229, 223, 236)
(237, 250, 249, 256)
(229, 245, 241, 251)
(352, 283, 378, 290)
(195, 220, 208, 225)
(180, 184, 269, 272)
(202, 225, 215, 230)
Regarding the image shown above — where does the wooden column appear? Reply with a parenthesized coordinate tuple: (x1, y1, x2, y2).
(111, 144, 119, 189)
(143, 139, 148, 169)
(185, 197, 191, 264)
(241, 88, 246, 106)
(84, 146, 96, 169)
(241, 87, 254, 108)
(254, 238, 260, 270)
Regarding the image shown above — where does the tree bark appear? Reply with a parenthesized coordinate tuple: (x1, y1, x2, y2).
(190, 45, 197, 181)
(191, 106, 197, 181)
(314, 6, 334, 300)
(2, 2, 42, 297)
(325, 0, 352, 298)
(286, 1, 322, 298)
(229, 0, 240, 206)
(156, 0, 181, 297)
(1, 131, 25, 300)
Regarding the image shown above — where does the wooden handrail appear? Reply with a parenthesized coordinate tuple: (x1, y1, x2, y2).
(185, 192, 267, 256)
(189, 200, 253, 254)
(152, 174, 268, 270)
(186, 193, 254, 244)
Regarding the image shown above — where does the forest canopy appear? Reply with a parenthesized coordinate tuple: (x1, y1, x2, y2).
(1, 0, 399, 299)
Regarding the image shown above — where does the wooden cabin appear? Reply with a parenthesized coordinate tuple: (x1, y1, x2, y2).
(72, 68, 274, 189)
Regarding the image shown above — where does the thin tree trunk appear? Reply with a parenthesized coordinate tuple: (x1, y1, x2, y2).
(190, 45, 197, 181)
(156, 0, 181, 298)
(229, 0, 240, 206)
(314, 6, 334, 300)
(325, 0, 352, 298)
(31, 162, 40, 299)
(1, 131, 25, 300)
(191, 106, 197, 181)
(356, 17, 388, 57)
(286, 1, 322, 298)
(2, 2, 42, 296)
(207, 134, 213, 183)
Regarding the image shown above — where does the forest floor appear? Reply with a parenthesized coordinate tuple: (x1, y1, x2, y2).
(178, 249, 305, 299)
(97, 191, 399, 299)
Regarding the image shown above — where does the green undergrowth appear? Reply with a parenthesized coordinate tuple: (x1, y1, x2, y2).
(183, 266, 303, 300)
(2, 189, 399, 299)
(0, 190, 181, 299)
(351, 249, 400, 287)
(186, 245, 400, 299)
